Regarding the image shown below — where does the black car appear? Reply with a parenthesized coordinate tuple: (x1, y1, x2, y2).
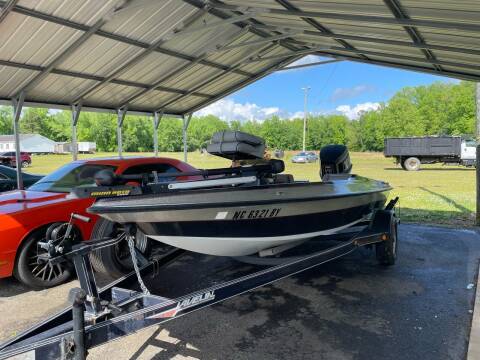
(0, 165, 43, 192)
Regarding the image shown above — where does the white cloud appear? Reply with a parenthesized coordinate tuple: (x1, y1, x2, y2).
(336, 102, 380, 120)
(194, 98, 281, 122)
(331, 84, 375, 101)
(195, 98, 380, 122)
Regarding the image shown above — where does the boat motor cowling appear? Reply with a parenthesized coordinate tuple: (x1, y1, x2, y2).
(320, 145, 352, 178)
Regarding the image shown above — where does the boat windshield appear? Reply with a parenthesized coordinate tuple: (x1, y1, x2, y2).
(28, 163, 116, 193)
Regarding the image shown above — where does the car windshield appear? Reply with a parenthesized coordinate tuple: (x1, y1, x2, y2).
(29, 163, 116, 193)
(297, 152, 307, 156)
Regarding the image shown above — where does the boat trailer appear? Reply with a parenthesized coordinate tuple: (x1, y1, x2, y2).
(0, 200, 398, 360)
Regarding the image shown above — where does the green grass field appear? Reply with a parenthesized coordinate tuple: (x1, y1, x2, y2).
(25, 151, 475, 227)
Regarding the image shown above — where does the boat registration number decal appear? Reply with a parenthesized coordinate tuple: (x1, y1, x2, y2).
(232, 208, 281, 220)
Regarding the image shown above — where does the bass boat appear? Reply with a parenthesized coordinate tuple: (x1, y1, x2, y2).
(87, 131, 391, 256)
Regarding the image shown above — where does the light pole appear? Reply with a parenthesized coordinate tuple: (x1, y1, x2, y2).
(301, 86, 311, 152)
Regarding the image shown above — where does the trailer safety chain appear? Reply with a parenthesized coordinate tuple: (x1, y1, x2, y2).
(127, 235, 150, 295)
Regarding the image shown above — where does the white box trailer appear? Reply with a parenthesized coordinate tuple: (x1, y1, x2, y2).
(77, 142, 96, 153)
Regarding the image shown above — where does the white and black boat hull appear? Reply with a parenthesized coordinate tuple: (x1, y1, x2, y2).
(89, 176, 391, 256)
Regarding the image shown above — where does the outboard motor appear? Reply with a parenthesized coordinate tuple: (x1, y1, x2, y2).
(320, 144, 352, 178)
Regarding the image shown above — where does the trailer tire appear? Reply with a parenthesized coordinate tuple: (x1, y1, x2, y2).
(403, 157, 420, 171)
(89, 219, 151, 278)
(375, 217, 398, 266)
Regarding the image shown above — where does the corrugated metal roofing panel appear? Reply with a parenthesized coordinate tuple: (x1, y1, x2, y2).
(0, 66, 37, 96)
(26, 74, 95, 104)
(0, 0, 478, 116)
(56, 35, 144, 77)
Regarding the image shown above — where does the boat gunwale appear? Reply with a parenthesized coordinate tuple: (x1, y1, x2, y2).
(88, 178, 391, 214)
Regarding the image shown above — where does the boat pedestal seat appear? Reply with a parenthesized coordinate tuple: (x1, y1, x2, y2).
(273, 174, 294, 183)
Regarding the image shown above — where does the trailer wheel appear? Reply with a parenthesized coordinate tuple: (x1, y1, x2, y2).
(89, 218, 151, 278)
(403, 157, 420, 171)
(375, 216, 398, 266)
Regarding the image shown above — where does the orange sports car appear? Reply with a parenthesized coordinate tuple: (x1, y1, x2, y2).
(0, 157, 196, 288)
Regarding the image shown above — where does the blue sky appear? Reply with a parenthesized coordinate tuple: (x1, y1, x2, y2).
(196, 55, 458, 121)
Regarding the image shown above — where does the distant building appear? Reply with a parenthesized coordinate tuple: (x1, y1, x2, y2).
(0, 134, 56, 153)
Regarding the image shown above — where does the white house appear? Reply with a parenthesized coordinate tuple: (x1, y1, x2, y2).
(0, 134, 57, 153)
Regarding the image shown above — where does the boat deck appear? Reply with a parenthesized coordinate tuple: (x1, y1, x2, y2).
(0, 224, 479, 360)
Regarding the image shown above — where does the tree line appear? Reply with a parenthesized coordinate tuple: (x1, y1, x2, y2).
(0, 81, 475, 152)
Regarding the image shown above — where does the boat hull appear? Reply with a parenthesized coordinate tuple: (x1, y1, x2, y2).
(89, 176, 391, 256)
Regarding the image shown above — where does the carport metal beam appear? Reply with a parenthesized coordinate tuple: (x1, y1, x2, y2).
(477, 83, 480, 226)
(117, 107, 128, 157)
(117, 26, 251, 109)
(183, 114, 192, 162)
(71, 103, 82, 161)
(0, 1, 254, 79)
(11, 92, 24, 190)
(185, 53, 304, 115)
(315, 51, 480, 83)
(153, 111, 163, 157)
(0, 59, 212, 100)
(209, 2, 480, 32)
(157, 42, 279, 110)
(71, 8, 252, 105)
(277, 59, 341, 71)
(247, 23, 480, 58)
(0, 0, 17, 23)
(383, 0, 442, 72)
(274, 0, 369, 62)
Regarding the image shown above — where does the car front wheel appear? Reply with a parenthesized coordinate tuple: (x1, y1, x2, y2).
(14, 225, 78, 289)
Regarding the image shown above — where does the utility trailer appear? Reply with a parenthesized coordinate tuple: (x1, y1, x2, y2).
(0, 201, 398, 360)
(384, 136, 476, 171)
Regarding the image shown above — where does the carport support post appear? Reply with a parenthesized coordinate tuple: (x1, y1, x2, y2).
(153, 111, 163, 157)
(183, 113, 192, 162)
(476, 83, 480, 225)
(11, 92, 24, 190)
(117, 107, 127, 157)
(71, 104, 82, 161)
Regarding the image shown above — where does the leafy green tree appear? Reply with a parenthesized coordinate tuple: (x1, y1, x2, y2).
(0, 106, 13, 134)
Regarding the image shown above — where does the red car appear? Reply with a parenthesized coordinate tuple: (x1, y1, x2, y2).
(0, 151, 32, 168)
(0, 157, 196, 288)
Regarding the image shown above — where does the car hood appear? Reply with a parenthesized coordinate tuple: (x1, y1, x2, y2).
(0, 190, 68, 214)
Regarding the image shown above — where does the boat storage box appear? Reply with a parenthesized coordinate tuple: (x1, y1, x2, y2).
(207, 131, 266, 160)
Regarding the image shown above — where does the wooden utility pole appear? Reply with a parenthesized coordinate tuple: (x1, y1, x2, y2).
(476, 83, 480, 225)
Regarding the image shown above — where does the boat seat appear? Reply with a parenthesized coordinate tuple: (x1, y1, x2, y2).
(273, 174, 294, 183)
(207, 130, 265, 160)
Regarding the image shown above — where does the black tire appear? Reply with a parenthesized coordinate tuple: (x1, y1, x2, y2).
(13, 225, 78, 289)
(89, 218, 151, 278)
(403, 157, 420, 171)
(21, 160, 29, 168)
(375, 217, 398, 266)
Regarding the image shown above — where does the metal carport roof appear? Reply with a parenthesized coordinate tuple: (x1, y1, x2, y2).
(0, 0, 479, 117)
